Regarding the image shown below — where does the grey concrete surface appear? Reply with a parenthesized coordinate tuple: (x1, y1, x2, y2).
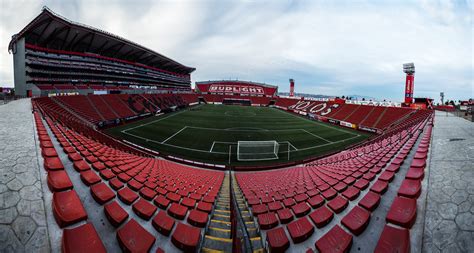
(422, 111, 474, 253)
(0, 99, 50, 252)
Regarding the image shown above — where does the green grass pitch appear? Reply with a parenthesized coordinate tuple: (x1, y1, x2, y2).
(106, 104, 371, 166)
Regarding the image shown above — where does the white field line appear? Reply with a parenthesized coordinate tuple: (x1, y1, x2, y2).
(210, 141, 235, 152)
(121, 105, 201, 134)
(301, 129, 332, 143)
(161, 126, 188, 144)
(272, 107, 360, 136)
(122, 129, 361, 155)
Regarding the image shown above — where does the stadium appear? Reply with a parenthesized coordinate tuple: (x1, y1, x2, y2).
(0, 3, 473, 253)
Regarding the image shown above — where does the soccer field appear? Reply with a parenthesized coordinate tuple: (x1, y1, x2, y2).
(106, 104, 370, 166)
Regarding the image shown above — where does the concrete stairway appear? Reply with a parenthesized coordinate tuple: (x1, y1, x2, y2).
(202, 173, 232, 252)
(232, 175, 265, 253)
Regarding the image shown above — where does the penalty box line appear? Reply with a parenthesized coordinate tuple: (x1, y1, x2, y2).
(210, 140, 299, 153)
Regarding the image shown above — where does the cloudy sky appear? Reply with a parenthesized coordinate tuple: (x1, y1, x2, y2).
(0, 0, 472, 101)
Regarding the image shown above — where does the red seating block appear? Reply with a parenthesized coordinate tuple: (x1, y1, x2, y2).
(133, 198, 157, 220)
(370, 180, 388, 194)
(52, 190, 87, 228)
(92, 161, 106, 171)
(109, 177, 124, 190)
(315, 225, 353, 253)
(410, 158, 426, 168)
(187, 209, 208, 227)
(68, 153, 82, 161)
(283, 198, 296, 207)
(168, 203, 188, 220)
(277, 208, 294, 224)
(374, 225, 410, 253)
(398, 179, 422, 198)
(167, 192, 181, 203)
(268, 201, 283, 211)
(154, 195, 171, 209)
(378, 171, 395, 182)
(334, 182, 347, 192)
(73, 160, 90, 172)
(386, 196, 417, 228)
(117, 219, 155, 253)
(197, 201, 213, 213)
(90, 182, 115, 204)
(257, 212, 279, 230)
(47, 170, 73, 192)
(62, 223, 106, 253)
(294, 193, 308, 203)
(353, 179, 369, 190)
(386, 163, 401, 172)
(99, 169, 115, 180)
(118, 187, 139, 205)
(405, 166, 424, 180)
(266, 227, 290, 253)
(358, 191, 381, 211)
(44, 156, 64, 171)
(341, 206, 371, 235)
(291, 202, 311, 217)
(252, 204, 268, 215)
(321, 188, 337, 200)
(104, 201, 129, 227)
(171, 223, 201, 252)
(309, 206, 333, 228)
(40, 140, 54, 148)
(152, 211, 175, 236)
(342, 186, 360, 200)
(139, 187, 157, 201)
(128, 179, 143, 191)
(41, 147, 58, 157)
(181, 197, 196, 209)
(80, 170, 101, 186)
(307, 195, 325, 208)
(328, 195, 348, 213)
(287, 217, 314, 243)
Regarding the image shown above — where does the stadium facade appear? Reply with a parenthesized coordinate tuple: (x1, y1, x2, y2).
(8, 7, 194, 97)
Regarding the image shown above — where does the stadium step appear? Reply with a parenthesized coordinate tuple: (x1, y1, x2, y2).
(201, 173, 232, 253)
(231, 174, 265, 253)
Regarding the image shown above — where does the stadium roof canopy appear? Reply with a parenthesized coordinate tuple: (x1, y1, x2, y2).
(8, 7, 195, 74)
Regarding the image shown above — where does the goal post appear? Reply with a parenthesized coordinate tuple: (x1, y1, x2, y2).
(237, 141, 280, 161)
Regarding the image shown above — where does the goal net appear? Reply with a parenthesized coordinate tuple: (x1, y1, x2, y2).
(237, 141, 280, 161)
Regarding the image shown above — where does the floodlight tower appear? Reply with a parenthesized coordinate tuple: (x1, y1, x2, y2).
(289, 79, 295, 97)
(403, 63, 415, 104)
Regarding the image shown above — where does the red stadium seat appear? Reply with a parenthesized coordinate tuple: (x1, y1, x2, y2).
(90, 182, 115, 204)
(117, 219, 155, 253)
(307, 195, 325, 208)
(171, 223, 201, 252)
(47, 170, 73, 192)
(341, 206, 371, 235)
(266, 227, 290, 253)
(327, 195, 348, 213)
(277, 208, 294, 224)
(52, 190, 87, 228)
(342, 186, 360, 200)
(152, 211, 175, 236)
(104, 201, 129, 227)
(291, 202, 311, 217)
(168, 203, 188, 220)
(132, 198, 157, 220)
(80, 170, 101, 186)
(374, 225, 410, 253)
(398, 179, 422, 198)
(287, 217, 314, 243)
(257, 212, 279, 230)
(187, 209, 208, 227)
(73, 160, 90, 172)
(315, 225, 353, 253)
(154, 195, 171, 209)
(386, 196, 417, 228)
(309, 206, 333, 228)
(370, 180, 389, 194)
(62, 223, 106, 253)
(405, 166, 424, 180)
(118, 187, 139, 205)
(358, 191, 381, 211)
(109, 178, 124, 190)
(44, 156, 64, 171)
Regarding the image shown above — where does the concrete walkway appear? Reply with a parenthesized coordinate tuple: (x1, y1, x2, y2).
(422, 111, 474, 252)
(0, 99, 50, 252)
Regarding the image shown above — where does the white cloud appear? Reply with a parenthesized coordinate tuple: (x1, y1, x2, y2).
(0, 0, 472, 100)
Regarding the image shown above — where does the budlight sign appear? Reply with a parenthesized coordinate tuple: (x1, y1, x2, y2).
(209, 85, 265, 95)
